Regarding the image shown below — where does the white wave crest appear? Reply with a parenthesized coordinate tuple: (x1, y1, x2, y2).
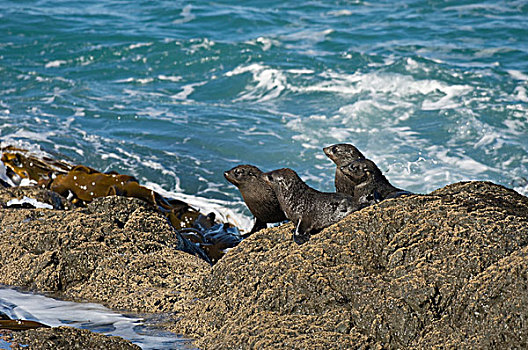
(45, 60, 67, 68)
(128, 42, 153, 50)
(294, 70, 473, 110)
(172, 4, 195, 24)
(508, 70, 528, 81)
(225, 63, 287, 102)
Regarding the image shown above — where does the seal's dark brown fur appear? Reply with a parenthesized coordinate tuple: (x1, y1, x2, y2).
(224, 165, 287, 237)
(262, 168, 363, 244)
(323, 143, 366, 195)
(341, 159, 411, 206)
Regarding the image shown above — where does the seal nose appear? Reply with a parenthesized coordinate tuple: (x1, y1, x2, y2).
(223, 171, 229, 179)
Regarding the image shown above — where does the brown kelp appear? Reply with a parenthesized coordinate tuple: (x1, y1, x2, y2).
(1, 147, 241, 264)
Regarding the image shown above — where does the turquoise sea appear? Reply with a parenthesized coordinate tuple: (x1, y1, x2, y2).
(1, 0, 528, 230)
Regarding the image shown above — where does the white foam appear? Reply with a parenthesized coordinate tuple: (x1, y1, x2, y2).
(45, 60, 67, 68)
(6, 196, 53, 209)
(115, 77, 135, 83)
(255, 37, 275, 51)
(513, 86, 528, 102)
(19, 178, 38, 187)
(172, 5, 195, 24)
(4, 129, 55, 143)
(73, 108, 85, 117)
(503, 118, 527, 135)
(143, 182, 253, 233)
(507, 70, 528, 81)
(158, 75, 182, 82)
(225, 63, 287, 102)
(293, 71, 473, 109)
(287, 68, 314, 74)
(169, 81, 206, 101)
(115, 77, 154, 84)
(128, 42, 153, 50)
(137, 78, 154, 84)
(0, 288, 190, 350)
(245, 37, 280, 51)
(188, 38, 215, 52)
(327, 9, 354, 16)
(421, 84, 473, 110)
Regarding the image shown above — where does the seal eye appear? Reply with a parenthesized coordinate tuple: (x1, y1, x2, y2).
(331, 145, 338, 154)
(234, 169, 243, 177)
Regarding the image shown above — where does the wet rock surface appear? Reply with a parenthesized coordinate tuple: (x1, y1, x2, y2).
(1, 182, 528, 349)
(0, 327, 140, 349)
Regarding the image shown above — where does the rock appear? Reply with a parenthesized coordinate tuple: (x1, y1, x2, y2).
(1, 181, 528, 349)
(0, 327, 140, 350)
(174, 181, 528, 349)
(0, 189, 210, 315)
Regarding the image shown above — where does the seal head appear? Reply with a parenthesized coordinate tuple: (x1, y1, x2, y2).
(323, 143, 366, 166)
(224, 165, 287, 237)
(340, 159, 411, 206)
(324, 143, 366, 195)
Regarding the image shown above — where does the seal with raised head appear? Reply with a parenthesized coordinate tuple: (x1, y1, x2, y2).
(340, 158, 412, 206)
(224, 165, 287, 237)
(323, 143, 366, 195)
(262, 168, 364, 244)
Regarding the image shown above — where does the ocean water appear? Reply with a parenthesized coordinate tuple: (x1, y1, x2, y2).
(0, 288, 194, 349)
(1, 0, 528, 230)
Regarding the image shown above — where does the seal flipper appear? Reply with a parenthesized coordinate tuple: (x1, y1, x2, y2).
(293, 216, 312, 245)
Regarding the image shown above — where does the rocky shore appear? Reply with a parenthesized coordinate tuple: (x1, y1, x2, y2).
(1, 327, 140, 349)
(1, 181, 528, 348)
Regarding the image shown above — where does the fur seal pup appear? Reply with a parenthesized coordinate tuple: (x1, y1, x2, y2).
(224, 165, 287, 237)
(262, 168, 364, 244)
(323, 143, 366, 195)
(340, 159, 412, 206)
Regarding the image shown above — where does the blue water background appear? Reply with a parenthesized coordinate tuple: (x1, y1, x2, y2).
(1, 0, 527, 227)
